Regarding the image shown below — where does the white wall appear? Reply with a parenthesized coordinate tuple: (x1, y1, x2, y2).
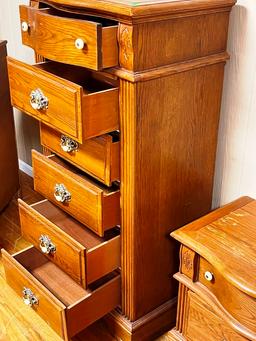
(0, 1, 255, 207)
(213, 0, 256, 207)
(0, 0, 41, 165)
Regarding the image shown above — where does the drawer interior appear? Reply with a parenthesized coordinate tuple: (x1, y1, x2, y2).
(35, 61, 117, 94)
(31, 199, 120, 249)
(47, 153, 119, 194)
(14, 246, 118, 307)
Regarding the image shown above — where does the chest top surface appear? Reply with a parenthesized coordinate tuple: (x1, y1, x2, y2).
(38, 0, 236, 20)
(171, 196, 256, 298)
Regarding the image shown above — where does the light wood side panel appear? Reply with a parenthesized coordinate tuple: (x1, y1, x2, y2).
(1, 248, 66, 338)
(121, 62, 226, 320)
(66, 275, 121, 338)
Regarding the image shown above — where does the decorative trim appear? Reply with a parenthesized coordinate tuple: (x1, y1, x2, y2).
(18, 159, 33, 178)
(104, 298, 177, 341)
(174, 273, 256, 340)
(109, 52, 230, 82)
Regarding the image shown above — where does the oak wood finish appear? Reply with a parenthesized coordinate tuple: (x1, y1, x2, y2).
(0, 41, 19, 212)
(10, 0, 236, 338)
(32, 150, 120, 236)
(2, 246, 121, 340)
(40, 124, 120, 186)
(7, 57, 119, 142)
(20, 5, 118, 70)
(170, 197, 256, 341)
(19, 199, 120, 287)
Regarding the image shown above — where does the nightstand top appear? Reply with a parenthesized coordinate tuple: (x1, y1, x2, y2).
(171, 196, 256, 299)
(41, 0, 236, 21)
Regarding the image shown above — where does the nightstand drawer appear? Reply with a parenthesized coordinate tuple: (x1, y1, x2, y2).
(19, 199, 120, 288)
(8, 57, 119, 143)
(198, 257, 256, 334)
(32, 150, 120, 237)
(2, 247, 120, 340)
(19, 5, 118, 70)
(40, 124, 120, 186)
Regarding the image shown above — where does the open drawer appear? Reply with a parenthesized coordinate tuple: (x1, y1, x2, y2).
(40, 124, 120, 186)
(19, 199, 120, 288)
(2, 246, 120, 340)
(7, 57, 119, 142)
(19, 5, 118, 70)
(32, 150, 120, 237)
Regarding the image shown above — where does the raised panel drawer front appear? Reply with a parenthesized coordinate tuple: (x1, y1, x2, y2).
(198, 257, 256, 334)
(40, 124, 120, 186)
(32, 150, 120, 237)
(19, 199, 120, 288)
(7, 57, 119, 143)
(2, 247, 120, 340)
(185, 291, 247, 341)
(19, 5, 118, 70)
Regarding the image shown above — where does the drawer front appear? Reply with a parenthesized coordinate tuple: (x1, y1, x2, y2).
(198, 257, 256, 334)
(8, 57, 119, 143)
(19, 199, 87, 288)
(40, 124, 120, 186)
(32, 150, 120, 236)
(8, 57, 81, 141)
(185, 291, 247, 341)
(20, 5, 118, 70)
(2, 248, 66, 338)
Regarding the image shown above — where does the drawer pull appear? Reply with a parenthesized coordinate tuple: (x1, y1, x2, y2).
(22, 287, 39, 307)
(21, 21, 29, 32)
(39, 235, 56, 254)
(204, 271, 214, 282)
(60, 135, 79, 153)
(30, 88, 49, 110)
(54, 183, 71, 203)
(75, 38, 85, 50)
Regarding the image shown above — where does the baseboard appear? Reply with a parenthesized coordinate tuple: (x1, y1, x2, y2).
(18, 159, 33, 178)
(104, 298, 177, 341)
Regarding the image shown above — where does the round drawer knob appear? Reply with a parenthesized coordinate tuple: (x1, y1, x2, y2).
(54, 183, 71, 203)
(204, 271, 214, 282)
(39, 235, 56, 254)
(75, 38, 85, 50)
(21, 21, 29, 32)
(30, 88, 48, 110)
(22, 287, 38, 307)
(60, 135, 79, 153)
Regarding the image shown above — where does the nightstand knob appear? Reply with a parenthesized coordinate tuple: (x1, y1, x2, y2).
(60, 135, 79, 153)
(204, 271, 214, 282)
(22, 288, 39, 307)
(21, 21, 29, 32)
(54, 183, 71, 203)
(39, 235, 56, 254)
(75, 38, 85, 50)
(30, 88, 48, 110)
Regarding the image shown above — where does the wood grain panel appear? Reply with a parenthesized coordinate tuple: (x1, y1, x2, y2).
(32, 150, 120, 236)
(121, 62, 225, 320)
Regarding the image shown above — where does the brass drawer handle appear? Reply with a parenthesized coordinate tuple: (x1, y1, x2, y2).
(30, 88, 49, 110)
(60, 135, 79, 153)
(75, 38, 85, 50)
(39, 235, 56, 254)
(54, 184, 71, 203)
(22, 287, 39, 307)
(204, 271, 214, 282)
(21, 21, 29, 32)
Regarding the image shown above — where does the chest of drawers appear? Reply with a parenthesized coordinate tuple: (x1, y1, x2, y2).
(170, 197, 256, 341)
(2, 0, 236, 339)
